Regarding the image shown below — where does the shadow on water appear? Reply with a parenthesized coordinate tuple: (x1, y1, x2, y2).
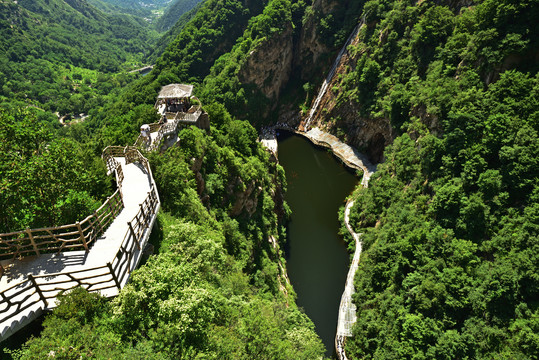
(277, 131, 358, 357)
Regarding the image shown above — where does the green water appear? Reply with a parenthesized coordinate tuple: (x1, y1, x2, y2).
(277, 132, 359, 356)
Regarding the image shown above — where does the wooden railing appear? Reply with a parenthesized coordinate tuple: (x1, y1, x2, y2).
(0, 190, 124, 261)
(123, 146, 149, 174)
(0, 150, 159, 333)
(134, 108, 203, 152)
(0, 145, 152, 264)
(102, 146, 125, 174)
(0, 264, 120, 327)
(111, 186, 159, 287)
(134, 123, 162, 148)
(0, 186, 159, 327)
(0, 279, 41, 324)
(148, 123, 162, 132)
(148, 120, 179, 152)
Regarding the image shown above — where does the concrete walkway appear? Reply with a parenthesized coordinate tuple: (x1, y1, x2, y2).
(303, 127, 376, 186)
(337, 199, 362, 337)
(335, 199, 363, 360)
(0, 157, 157, 341)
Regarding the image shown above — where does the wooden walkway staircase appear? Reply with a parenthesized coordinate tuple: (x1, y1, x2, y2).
(0, 146, 160, 342)
(134, 109, 204, 152)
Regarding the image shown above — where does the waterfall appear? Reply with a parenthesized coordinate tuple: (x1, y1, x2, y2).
(304, 21, 363, 130)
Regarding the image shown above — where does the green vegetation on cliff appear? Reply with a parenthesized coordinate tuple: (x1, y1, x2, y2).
(343, 1, 538, 358)
(2, 0, 537, 357)
(2, 1, 326, 357)
(149, 2, 205, 63)
(9, 119, 325, 359)
(0, 109, 112, 233)
(155, 0, 269, 82)
(0, 0, 157, 118)
(154, 0, 204, 32)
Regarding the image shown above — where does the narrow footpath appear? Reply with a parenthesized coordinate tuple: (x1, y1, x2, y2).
(336, 199, 363, 360)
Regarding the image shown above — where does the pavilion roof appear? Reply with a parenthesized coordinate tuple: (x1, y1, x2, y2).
(157, 84, 194, 99)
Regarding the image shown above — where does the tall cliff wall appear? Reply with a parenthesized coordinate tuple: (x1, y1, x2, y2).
(235, 0, 392, 163)
(299, 20, 393, 164)
(235, 0, 536, 164)
(238, 24, 295, 104)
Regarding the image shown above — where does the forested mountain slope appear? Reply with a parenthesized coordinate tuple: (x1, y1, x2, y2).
(154, 0, 204, 32)
(2, 0, 154, 71)
(91, 0, 172, 10)
(1, 0, 537, 358)
(86, 0, 153, 17)
(152, 0, 537, 357)
(0, 109, 113, 233)
(0, 0, 156, 119)
(148, 1, 204, 62)
(1, 0, 327, 358)
(333, 1, 538, 358)
(154, 0, 269, 82)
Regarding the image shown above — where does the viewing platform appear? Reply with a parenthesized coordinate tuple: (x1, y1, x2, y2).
(0, 147, 160, 341)
(136, 84, 210, 152)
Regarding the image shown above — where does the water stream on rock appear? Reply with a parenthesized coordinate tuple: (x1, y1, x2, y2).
(303, 21, 362, 130)
(278, 132, 358, 356)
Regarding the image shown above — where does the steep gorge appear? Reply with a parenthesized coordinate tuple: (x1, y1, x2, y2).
(233, 0, 393, 163)
(234, 0, 538, 165)
(5, 0, 537, 357)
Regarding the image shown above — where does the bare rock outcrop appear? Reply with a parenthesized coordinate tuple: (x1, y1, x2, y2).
(228, 179, 261, 217)
(296, 0, 339, 79)
(302, 22, 393, 164)
(238, 25, 294, 105)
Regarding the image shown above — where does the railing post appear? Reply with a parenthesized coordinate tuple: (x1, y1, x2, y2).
(105, 196, 114, 224)
(147, 192, 152, 212)
(148, 191, 156, 216)
(76, 222, 89, 251)
(128, 222, 141, 250)
(114, 192, 122, 214)
(93, 210, 104, 235)
(26, 228, 40, 256)
(139, 203, 146, 219)
(107, 262, 121, 290)
(28, 274, 48, 307)
(119, 188, 125, 207)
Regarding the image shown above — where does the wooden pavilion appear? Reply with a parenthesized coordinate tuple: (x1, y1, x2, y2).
(153, 84, 209, 130)
(154, 84, 194, 115)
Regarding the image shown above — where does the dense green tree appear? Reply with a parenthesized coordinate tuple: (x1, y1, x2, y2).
(0, 109, 111, 232)
(340, 1, 539, 358)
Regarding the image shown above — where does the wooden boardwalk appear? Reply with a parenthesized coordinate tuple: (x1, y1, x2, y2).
(0, 147, 160, 341)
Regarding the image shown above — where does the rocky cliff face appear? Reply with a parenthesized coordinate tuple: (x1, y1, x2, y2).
(238, 25, 294, 106)
(190, 152, 264, 218)
(295, 0, 339, 79)
(228, 179, 261, 217)
(236, 0, 393, 163)
(301, 23, 393, 164)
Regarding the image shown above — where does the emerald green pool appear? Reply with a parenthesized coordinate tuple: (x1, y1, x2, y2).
(277, 132, 358, 356)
